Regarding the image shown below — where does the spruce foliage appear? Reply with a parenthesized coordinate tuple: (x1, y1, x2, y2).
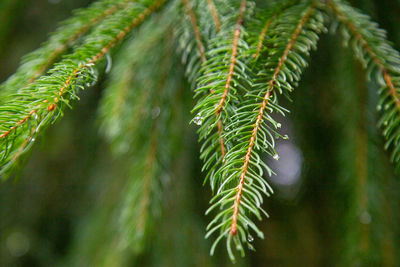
(0, 0, 400, 263)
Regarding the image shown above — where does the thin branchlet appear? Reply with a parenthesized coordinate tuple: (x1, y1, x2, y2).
(28, 1, 132, 84)
(254, 18, 272, 58)
(230, 4, 317, 236)
(0, 0, 133, 100)
(182, 0, 206, 63)
(134, 132, 158, 237)
(206, 0, 221, 32)
(0, 0, 166, 140)
(326, 0, 400, 166)
(213, 0, 247, 159)
(327, 1, 400, 111)
(215, 0, 246, 115)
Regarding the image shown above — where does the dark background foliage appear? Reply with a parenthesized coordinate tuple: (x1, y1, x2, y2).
(0, 0, 399, 266)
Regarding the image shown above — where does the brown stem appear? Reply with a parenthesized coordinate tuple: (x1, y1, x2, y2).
(212, 0, 246, 159)
(136, 133, 158, 231)
(254, 18, 272, 58)
(182, 0, 206, 63)
(206, 0, 221, 32)
(215, 0, 246, 114)
(217, 120, 226, 158)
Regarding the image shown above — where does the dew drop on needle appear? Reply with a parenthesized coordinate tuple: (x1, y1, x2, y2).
(105, 53, 112, 74)
(193, 114, 203, 126)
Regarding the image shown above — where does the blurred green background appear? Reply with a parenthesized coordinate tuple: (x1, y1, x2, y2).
(0, 0, 400, 266)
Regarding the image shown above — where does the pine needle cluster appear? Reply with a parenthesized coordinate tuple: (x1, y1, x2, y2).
(1, 0, 400, 262)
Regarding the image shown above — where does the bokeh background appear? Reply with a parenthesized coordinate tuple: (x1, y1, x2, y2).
(0, 0, 400, 266)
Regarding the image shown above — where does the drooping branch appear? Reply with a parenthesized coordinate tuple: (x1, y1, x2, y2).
(327, 1, 400, 111)
(28, 1, 132, 84)
(230, 4, 317, 235)
(326, 0, 400, 166)
(0, 0, 168, 176)
(0, 0, 132, 98)
(0, 0, 166, 140)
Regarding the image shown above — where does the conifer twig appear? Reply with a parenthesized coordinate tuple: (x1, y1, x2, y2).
(0, 0, 168, 177)
(0, 0, 166, 140)
(253, 18, 272, 58)
(27, 1, 132, 84)
(326, 1, 400, 112)
(213, 0, 247, 159)
(326, 0, 400, 167)
(215, 0, 246, 115)
(182, 0, 206, 63)
(206, 0, 221, 32)
(135, 133, 158, 237)
(0, 0, 133, 99)
(230, 4, 316, 236)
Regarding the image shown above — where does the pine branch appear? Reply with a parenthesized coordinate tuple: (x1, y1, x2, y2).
(98, 6, 176, 150)
(1, 0, 399, 263)
(326, 0, 400, 168)
(118, 132, 161, 253)
(205, 2, 327, 260)
(0, 0, 168, 178)
(97, 5, 182, 252)
(192, 0, 254, 188)
(0, 0, 132, 99)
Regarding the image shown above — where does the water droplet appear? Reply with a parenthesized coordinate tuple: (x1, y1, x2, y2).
(31, 138, 35, 142)
(34, 114, 38, 120)
(6, 231, 30, 257)
(276, 123, 281, 128)
(161, 173, 171, 186)
(105, 53, 112, 74)
(247, 234, 254, 242)
(360, 211, 371, 224)
(152, 106, 161, 119)
(385, 103, 391, 110)
(273, 154, 280, 160)
(193, 113, 203, 126)
(376, 105, 382, 111)
(384, 121, 388, 126)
